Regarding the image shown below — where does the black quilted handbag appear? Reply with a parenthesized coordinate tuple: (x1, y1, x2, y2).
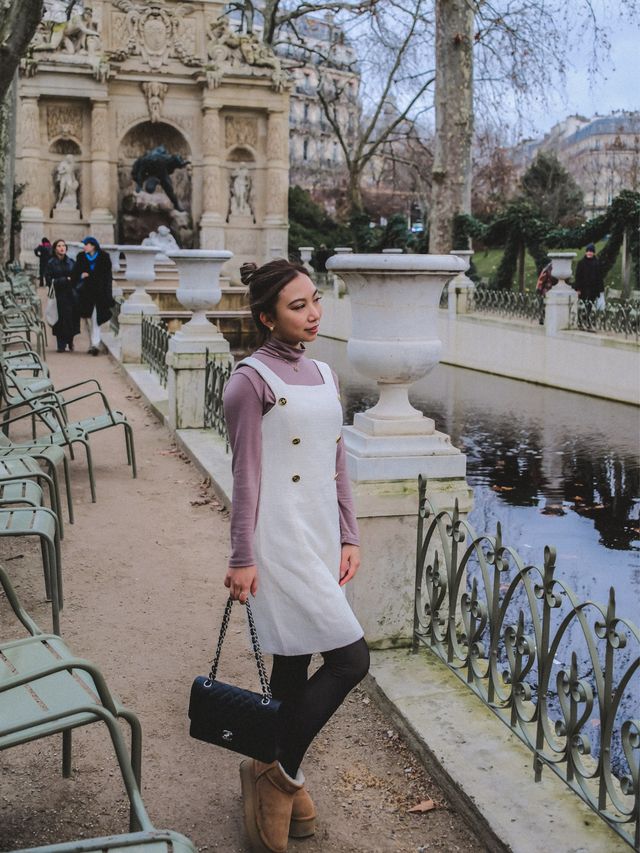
(188, 597, 281, 763)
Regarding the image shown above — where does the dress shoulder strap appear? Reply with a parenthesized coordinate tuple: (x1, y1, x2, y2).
(235, 356, 286, 395)
(311, 359, 338, 393)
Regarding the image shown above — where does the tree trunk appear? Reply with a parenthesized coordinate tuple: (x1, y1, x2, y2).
(0, 77, 17, 265)
(428, 0, 474, 253)
(0, 0, 44, 102)
(517, 241, 525, 293)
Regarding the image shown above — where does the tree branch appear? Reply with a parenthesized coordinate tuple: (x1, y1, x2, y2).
(0, 0, 44, 102)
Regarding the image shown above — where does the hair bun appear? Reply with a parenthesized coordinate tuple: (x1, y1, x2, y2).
(240, 262, 258, 286)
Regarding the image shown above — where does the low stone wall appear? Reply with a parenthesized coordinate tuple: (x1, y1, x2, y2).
(318, 291, 640, 405)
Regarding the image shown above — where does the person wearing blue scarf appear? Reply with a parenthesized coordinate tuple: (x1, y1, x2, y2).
(71, 236, 115, 355)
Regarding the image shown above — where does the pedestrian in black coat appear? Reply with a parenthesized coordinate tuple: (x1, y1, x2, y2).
(45, 239, 80, 352)
(34, 238, 52, 287)
(71, 236, 114, 355)
(574, 243, 605, 303)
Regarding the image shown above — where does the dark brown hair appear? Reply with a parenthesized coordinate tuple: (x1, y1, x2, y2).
(51, 239, 67, 255)
(241, 258, 308, 346)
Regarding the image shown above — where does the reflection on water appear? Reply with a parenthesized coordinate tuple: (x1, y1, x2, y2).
(311, 337, 640, 608)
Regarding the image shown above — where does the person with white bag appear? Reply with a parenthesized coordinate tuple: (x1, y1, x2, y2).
(45, 239, 79, 352)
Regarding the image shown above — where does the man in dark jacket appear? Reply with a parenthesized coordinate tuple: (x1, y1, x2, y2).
(71, 236, 114, 355)
(34, 238, 52, 287)
(574, 243, 605, 303)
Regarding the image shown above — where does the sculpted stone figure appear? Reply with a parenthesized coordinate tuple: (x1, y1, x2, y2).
(34, 7, 100, 56)
(142, 224, 180, 258)
(131, 145, 190, 212)
(54, 154, 80, 208)
(206, 17, 287, 92)
(227, 164, 254, 221)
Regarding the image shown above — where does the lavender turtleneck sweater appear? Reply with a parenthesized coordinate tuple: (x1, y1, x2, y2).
(223, 338, 359, 568)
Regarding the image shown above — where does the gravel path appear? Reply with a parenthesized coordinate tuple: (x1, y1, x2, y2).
(0, 336, 484, 853)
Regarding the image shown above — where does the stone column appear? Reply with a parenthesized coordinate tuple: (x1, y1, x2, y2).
(89, 99, 115, 244)
(119, 246, 159, 363)
(165, 250, 233, 430)
(326, 253, 473, 649)
(199, 104, 226, 249)
(545, 252, 577, 336)
(263, 109, 289, 259)
(17, 96, 44, 265)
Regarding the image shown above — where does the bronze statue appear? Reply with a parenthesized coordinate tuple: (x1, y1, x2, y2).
(131, 145, 190, 211)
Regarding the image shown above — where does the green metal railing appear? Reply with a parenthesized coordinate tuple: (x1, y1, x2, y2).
(413, 476, 639, 850)
(203, 352, 233, 451)
(470, 286, 544, 323)
(570, 299, 640, 339)
(141, 315, 171, 387)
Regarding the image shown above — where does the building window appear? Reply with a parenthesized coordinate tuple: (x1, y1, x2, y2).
(303, 139, 309, 161)
(304, 102, 309, 121)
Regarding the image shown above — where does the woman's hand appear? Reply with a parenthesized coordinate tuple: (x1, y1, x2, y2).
(339, 544, 360, 586)
(224, 565, 258, 603)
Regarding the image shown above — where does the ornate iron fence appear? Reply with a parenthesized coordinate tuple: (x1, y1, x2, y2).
(413, 476, 639, 850)
(470, 286, 544, 324)
(204, 352, 233, 451)
(141, 315, 171, 387)
(110, 297, 123, 335)
(570, 299, 640, 339)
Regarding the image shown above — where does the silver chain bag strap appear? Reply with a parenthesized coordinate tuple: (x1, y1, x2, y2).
(188, 597, 281, 762)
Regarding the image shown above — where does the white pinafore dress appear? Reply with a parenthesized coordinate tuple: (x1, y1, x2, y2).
(237, 356, 363, 656)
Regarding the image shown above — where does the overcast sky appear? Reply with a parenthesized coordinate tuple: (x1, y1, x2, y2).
(521, 8, 640, 137)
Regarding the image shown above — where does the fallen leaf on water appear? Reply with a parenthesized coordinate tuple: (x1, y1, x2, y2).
(407, 799, 436, 813)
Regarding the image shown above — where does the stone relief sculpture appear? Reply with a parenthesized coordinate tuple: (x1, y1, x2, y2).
(110, 1, 199, 70)
(33, 7, 101, 56)
(206, 17, 289, 92)
(54, 154, 80, 209)
(131, 145, 190, 211)
(141, 81, 168, 123)
(227, 164, 255, 222)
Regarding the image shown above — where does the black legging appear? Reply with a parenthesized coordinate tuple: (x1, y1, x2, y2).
(270, 637, 370, 778)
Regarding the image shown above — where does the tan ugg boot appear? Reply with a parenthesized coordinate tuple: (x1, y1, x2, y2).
(290, 785, 316, 838)
(240, 759, 304, 853)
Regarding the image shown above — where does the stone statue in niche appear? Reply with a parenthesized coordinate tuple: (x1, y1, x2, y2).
(142, 224, 180, 259)
(54, 154, 80, 209)
(141, 81, 168, 123)
(131, 145, 190, 211)
(227, 164, 255, 222)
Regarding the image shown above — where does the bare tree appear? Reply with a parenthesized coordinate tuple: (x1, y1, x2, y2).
(0, 0, 43, 262)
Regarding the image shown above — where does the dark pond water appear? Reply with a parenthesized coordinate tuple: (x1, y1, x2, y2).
(311, 337, 640, 780)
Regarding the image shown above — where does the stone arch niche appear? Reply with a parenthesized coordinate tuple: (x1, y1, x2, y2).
(117, 120, 194, 248)
(225, 145, 256, 224)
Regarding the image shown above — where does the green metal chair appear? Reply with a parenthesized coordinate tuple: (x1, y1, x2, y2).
(0, 506, 62, 632)
(0, 441, 74, 523)
(0, 566, 144, 833)
(17, 830, 198, 853)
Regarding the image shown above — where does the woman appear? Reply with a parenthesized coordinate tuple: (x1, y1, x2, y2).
(71, 236, 114, 355)
(45, 239, 79, 353)
(223, 259, 369, 853)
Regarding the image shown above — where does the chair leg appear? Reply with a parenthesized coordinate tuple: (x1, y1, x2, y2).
(40, 536, 52, 601)
(126, 425, 137, 479)
(78, 439, 97, 502)
(62, 729, 72, 777)
(38, 470, 64, 539)
(45, 534, 61, 633)
(61, 455, 74, 523)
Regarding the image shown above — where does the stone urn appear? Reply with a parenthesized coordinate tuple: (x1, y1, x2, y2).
(549, 252, 577, 290)
(326, 253, 467, 480)
(102, 244, 122, 274)
(448, 249, 475, 316)
(119, 245, 158, 315)
(166, 249, 233, 347)
(298, 246, 314, 272)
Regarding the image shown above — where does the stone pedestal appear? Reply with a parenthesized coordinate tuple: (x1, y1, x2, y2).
(545, 253, 577, 337)
(327, 252, 473, 648)
(165, 250, 233, 430)
(448, 249, 475, 316)
(119, 246, 159, 363)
